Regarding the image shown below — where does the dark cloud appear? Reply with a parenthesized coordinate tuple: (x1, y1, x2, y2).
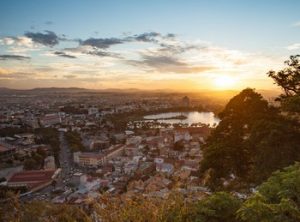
(132, 32, 161, 42)
(64, 74, 77, 79)
(35, 66, 56, 72)
(0, 71, 31, 79)
(80, 38, 123, 49)
(0, 54, 30, 60)
(128, 54, 213, 73)
(45, 21, 53, 25)
(158, 43, 203, 54)
(25, 30, 59, 47)
(79, 32, 176, 49)
(166, 33, 176, 38)
(64, 47, 121, 58)
(126, 32, 176, 44)
(86, 50, 121, 58)
(54, 51, 76, 59)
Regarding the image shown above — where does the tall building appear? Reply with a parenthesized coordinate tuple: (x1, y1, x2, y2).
(182, 96, 190, 107)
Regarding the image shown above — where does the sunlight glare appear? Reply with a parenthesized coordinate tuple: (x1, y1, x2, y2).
(213, 75, 237, 89)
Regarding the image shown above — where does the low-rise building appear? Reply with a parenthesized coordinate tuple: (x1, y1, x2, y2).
(7, 169, 60, 192)
(156, 163, 174, 175)
(44, 155, 56, 169)
(0, 144, 16, 159)
(73, 144, 125, 167)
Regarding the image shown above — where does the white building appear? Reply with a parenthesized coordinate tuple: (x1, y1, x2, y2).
(88, 107, 98, 115)
(40, 113, 61, 127)
(156, 163, 174, 175)
(73, 145, 125, 167)
(174, 129, 191, 143)
(44, 156, 56, 169)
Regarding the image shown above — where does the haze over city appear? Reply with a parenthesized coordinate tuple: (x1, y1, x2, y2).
(1, 0, 300, 91)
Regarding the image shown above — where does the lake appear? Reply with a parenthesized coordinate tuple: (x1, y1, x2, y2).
(143, 111, 220, 126)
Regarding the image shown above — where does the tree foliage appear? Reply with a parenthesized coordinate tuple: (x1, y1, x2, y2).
(268, 55, 300, 97)
(268, 55, 300, 113)
(201, 88, 279, 188)
(0, 193, 91, 222)
(238, 163, 300, 222)
(34, 128, 60, 166)
(200, 86, 300, 189)
(65, 131, 85, 152)
(193, 192, 241, 222)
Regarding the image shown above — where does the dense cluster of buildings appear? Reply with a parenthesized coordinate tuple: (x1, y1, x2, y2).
(0, 89, 215, 205)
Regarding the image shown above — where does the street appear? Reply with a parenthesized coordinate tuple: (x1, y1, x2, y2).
(57, 131, 74, 187)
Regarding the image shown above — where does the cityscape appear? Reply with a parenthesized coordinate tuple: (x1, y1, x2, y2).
(1, 1, 300, 221)
(0, 88, 225, 203)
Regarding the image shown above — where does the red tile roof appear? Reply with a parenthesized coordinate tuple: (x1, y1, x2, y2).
(0, 145, 10, 152)
(8, 169, 56, 183)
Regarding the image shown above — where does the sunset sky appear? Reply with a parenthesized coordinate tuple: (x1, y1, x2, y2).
(1, 0, 300, 91)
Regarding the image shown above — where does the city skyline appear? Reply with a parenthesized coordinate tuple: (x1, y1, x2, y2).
(1, 0, 300, 91)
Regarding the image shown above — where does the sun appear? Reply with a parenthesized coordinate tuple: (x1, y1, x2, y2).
(213, 75, 237, 89)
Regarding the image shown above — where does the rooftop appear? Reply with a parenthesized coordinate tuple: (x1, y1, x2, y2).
(8, 169, 57, 183)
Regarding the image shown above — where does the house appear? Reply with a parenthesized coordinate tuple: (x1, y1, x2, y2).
(0, 144, 16, 159)
(156, 163, 174, 175)
(73, 152, 104, 167)
(144, 175, 172, 192)
(174, 129, 191, 143)
(89, 139, 110, 150)
(40, 113, 61, 127)
(136, 162, 155, 177)
(88, 107, 98, 115)
(71, 172, 87, 186)
(73, 145, 125, 167)
(182, 96, 190, 107)
(126, 136, 142, 145)
(44, 156, 56, 169)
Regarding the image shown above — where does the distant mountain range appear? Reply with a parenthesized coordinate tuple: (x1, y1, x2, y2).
(0, 87, 280, 99)
(0, 87, 143, 94)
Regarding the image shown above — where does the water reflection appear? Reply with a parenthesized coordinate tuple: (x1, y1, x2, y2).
(144, 112, 220, 126)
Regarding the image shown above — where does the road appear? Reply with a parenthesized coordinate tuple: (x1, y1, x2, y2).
(57, 131, 74, 186)
(20, 131, 75, 202)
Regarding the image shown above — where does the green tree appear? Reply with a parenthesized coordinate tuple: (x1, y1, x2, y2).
(200, 88, 275, 189)
(268, 55, 300, 97)
(238, 163, 300, 222)
(23, 158, 37, 170)
(194, 192, 241, 222)
(247, 117, 300, 183)
(65, 131, 85, 152)
(268, 55, 300, 113)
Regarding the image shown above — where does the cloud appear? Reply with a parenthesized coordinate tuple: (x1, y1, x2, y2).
(286, 43, 300, 50)
(0, 70, 32, 80)
(130, 32, 161, 43)
(128, 54, 214, 73)
(0, 36, 33, 47)
(54, 51, 77, 59)
(25, 30, 59, 47)
(0, 54, 30, 60)
(79, 32, 176, 49)
(45, 21, 53, 25)
(86, 50, 121, 58)
(126, 32, 176, 44)
(0, 67, 10, 75)
(63, 74, 77, 79)
(292, 21, 300, 27)
(80, 38, 123, 49)
(124, 34, 211, 74)
(65, 46, 121, 58)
